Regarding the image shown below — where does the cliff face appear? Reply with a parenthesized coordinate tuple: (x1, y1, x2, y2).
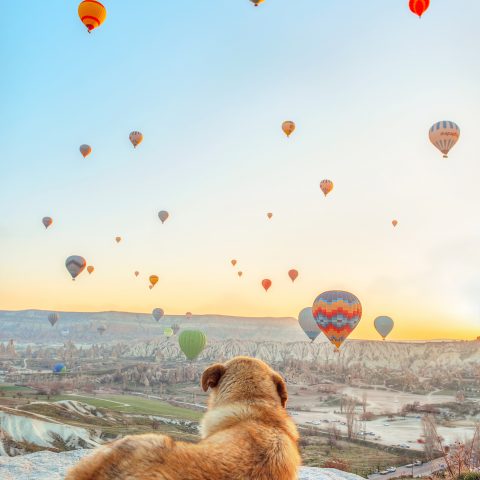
(0, 450, 365, 480)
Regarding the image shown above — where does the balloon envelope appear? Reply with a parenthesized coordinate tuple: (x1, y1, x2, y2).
(97, 325, 106, 335)
(320, 180, 334, 197)
(152, 308, 164, 322)
(115, 236, 121, 243)
(134, 271, 140, 277)
(262, 279, 272, 291)
(149, 275, 159, 286)
(267, 212, 273, 219)
(164, 327, 174, 337)
(392, 220, 398, 227)
(87, 265, 94, 274)
(374, 316, 394, 340)
(231, 259, 237, 267)
(129, 131, 143, 148)
(238, 271, 243, 277)
(78, 0, 107, 32)
(298, 307, 320, 342)
(288, 269, 298, 282)
(250, 0, 265, 5)
(429, 121, 460, 158)
(178, 330, 207, 360)
(158, 211, 169, 224)
(65, 255, 86, 280)
(282, 121, 295, 137)
(53, 363, 66, 374)
(79, 144, 92, 158)
(48, 312, 59, 327)
(312, 290, 362, 350)
(409, 0, 429, 17)
(42, 217, 53, 229)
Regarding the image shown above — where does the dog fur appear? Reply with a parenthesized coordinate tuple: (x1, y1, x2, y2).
(66, 356, 300, 480)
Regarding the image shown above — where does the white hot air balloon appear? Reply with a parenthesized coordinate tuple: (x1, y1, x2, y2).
(429, 121, 460, 158)
(298, 307, 321, 342)
(65, 255, 86, 281)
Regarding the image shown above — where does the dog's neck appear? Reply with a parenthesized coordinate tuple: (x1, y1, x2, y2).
(199, 402, 297, 442)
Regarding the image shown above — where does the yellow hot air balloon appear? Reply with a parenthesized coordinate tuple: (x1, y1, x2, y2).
(149, 275, 159, 287)
(282, 121, 296, 137)
(87, 265, 94, 274)
(78, 1, 107, 32)
(320, 179, 334, 197)
(250, 0, 265, 6)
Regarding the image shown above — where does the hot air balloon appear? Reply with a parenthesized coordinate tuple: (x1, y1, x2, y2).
(392, 220, 398, 227)
(288, 269, 298, 283)
(149, 275, 159, 287)
(298, 307, 320, 342)
(409, 0, 429, 18)
(87, 265, 94, 274)
(185, 312, 192, 319)
(172, 324, 180, 335)
(429, 121, 460, 158)
(97, 325, 106, 335)
(267, 212, 273, 219)
(282, 121, 295, 137)
(178, 330, 207, 360)
(152, 308, 164, 322)
(78, 0, 107, 32)
(42, 217, 53, 229)
(129, 131, 143, 148)
(262, 279, 272, 292)
(53, 363, 66, 374)
(48, 312, 59, 327)
(164, 327, 174, 337)
(320, 179, 334, 197)
(115, 236, 121, 243)
(238, 271, 243, 277)
(231, 259, 237, 267)
(79, 144, 92, 158)
(374, 316, 394, 340)
(134, 271, 139, 277)
(149, 285, 153, 290)
(250, 0, 265, 6)
(158, 211, 169, 224)
(312, 290, 362, 351)
(65, 255, 86, 281)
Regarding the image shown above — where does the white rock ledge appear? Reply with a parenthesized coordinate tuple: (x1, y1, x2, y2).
(0, 450, 366, 480)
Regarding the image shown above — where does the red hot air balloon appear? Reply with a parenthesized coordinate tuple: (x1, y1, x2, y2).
(409, 0, 429, 18)
(392, 220, 398, 227)
(288, 269, 298, 282)
(262, 279, 272, 292)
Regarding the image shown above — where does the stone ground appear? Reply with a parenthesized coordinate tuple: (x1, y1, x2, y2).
(0, 449, 366, 480)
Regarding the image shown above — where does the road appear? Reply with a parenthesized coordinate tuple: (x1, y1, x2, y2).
(368, 458, 445, 479)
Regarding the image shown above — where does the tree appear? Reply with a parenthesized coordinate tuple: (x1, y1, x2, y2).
(344, 396, 357, 440)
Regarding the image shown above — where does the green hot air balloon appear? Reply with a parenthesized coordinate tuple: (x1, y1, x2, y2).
(178, 330, 207, 361)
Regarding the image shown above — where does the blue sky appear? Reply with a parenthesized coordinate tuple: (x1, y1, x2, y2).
(1, 1, 479, 340)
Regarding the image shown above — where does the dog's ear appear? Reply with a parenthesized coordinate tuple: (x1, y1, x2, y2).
(273, 373, 288, 408)
(201, 364, 226, 392)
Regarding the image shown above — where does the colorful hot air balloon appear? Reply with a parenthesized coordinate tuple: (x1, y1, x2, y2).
(238, 271, 243, 277)
(158, 211, 169, 224)
(65, 255, 86, 281)
(320, 179, 334, 197)
(164, 327, 174, 337)
(87, 265, 94, 274)
(282, 121, 295, 137)
(185, 312, 192, 319)
(231, 259, 237, 267)
(267, 212, 273, 219)
(152, 308, 164, 322)
(250, 0, 265, 6)
(429, 121, 460, 158)
(262, 279, 272, 292)
(178, 330, 207, 360)
(115, 236, 121, 243)
(409, 0, 429, 18)
(42, 217, 53, 229)
(312, 290, 362, 351)
(129, 131, 143, 148)
(149, 275, 159, 287)
(392, 220, 398, 227)
(48, 312, 59, 327)
(79, 144, 92, 158)
(288, 269, 299, 283)
(134, 271, 139, 277)
(374, 316, 394, 340)
(298, 307, 320, 342)
(97, 325, 106, 335)
(78, 0, 107, 32)
(53, 363, 66, 374)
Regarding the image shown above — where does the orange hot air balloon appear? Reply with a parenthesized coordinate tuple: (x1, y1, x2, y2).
(149, 275, 159, 287)
(288, 269, 298, 282)
(115, 236, 121, 243)
(78, 0, 107, 32)
(282, 121, 296, 137)
(409, 0, 429, 18)
(134, 271, 139, 277)
(392, 220, 398, 227)
(238, 271, 243, 277)
(320, 179, 334, 197)
(87, 265, 94, 274)
(262, 279, 272, 292)
(231, 259, 237, 267)
(267, 212, 273, 220)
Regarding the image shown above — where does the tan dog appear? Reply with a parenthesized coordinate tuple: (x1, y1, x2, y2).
(66, 356, 300, 480)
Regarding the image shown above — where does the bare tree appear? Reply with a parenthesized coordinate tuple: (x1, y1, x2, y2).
(422, 414, 438, 460)
(344, 396, 357, 440)
(362, 391, 368, 415)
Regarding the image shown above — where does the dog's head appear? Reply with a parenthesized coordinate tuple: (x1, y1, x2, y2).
(201, 356, 288, 409)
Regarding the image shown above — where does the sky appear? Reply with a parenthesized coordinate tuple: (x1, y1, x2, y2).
(1, 1, 480, 341)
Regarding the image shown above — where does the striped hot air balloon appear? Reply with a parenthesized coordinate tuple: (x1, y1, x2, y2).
(429, 121, 460, 158)
(178, 330, 207, 361)
(65, 255, 86, 281)
(409, 0, 429, 18)
(312, 290, 362, 351)
(78, 1, 107, 32)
